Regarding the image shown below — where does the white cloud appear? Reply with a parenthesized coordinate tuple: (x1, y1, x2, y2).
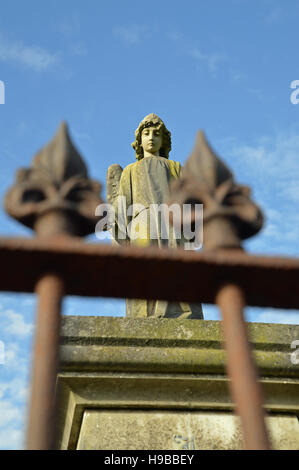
(55, 14, 87, 57)
(69, 42, 87, 57)
(0, 400, 21, 428)
(0, 340, 30, 376)
(218, 128, 299, 255)
(167, 31, 183, 42)
(0, 400, 25, 450)
(229, 69, 247, 84)
(3, 341, 21, 366)
(0, 297, 34, 449)
(113, 26, 148, 45)
(0, 377, 29, 404)
(167, 31, 228, 74)
(189, 47, 228, 73)
(0, 33, 59, 71)
(2, 309, 33, 337)
(0, 383, 8, 399)
(21, 297, 36, 307)
(0, 427, 24, 450)
(0, 342, 32, 449)
(265, 7, 284, 24)
(248, 308, 299, 325)
(57, 13, 81, 37)
(72, 129, 92, 142)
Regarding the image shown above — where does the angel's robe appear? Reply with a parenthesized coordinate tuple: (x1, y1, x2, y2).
(111, 156, 203, 319)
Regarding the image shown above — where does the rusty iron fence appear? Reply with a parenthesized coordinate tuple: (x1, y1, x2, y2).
(2, 123, 299, 450)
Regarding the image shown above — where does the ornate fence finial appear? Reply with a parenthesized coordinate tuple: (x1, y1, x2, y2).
(4, 122, 104, 237)
(168, 131, 264, 250)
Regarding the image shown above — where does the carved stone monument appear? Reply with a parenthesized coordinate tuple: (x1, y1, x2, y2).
(106, 114, 203, 319)
(56, 316, 299, 450)
(3, 119, 298, 450)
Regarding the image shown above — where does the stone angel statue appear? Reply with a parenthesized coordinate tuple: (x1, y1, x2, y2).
(106, 113, 203, 319)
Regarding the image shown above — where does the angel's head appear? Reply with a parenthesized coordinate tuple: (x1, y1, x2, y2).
(132, 114, 172, 161)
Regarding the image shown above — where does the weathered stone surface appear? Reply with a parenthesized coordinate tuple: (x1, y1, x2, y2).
(57, 316, 299, 450)
(76, 410, 299, 450)
(59, 316, 299, 376)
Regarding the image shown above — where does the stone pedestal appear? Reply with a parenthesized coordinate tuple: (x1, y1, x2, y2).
(56, 317, 299, 450)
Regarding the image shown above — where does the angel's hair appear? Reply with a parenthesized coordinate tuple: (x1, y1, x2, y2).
(131, 113, 172, 161)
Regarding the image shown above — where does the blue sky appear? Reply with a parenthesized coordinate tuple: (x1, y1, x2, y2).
(0, 0, 299, 449)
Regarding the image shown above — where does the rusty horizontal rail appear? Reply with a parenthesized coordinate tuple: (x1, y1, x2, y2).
(0, 236, 298, 309)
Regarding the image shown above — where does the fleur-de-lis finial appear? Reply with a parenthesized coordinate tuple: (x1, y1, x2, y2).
(168, 131, 264, 250)
(4, 122, 104, 237)
(32, 121, 88, 184)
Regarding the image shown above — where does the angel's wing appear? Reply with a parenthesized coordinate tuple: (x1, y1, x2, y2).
(106, 164, 123, 206)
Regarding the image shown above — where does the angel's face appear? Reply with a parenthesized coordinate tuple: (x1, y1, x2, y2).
(141, 126, 163, 156)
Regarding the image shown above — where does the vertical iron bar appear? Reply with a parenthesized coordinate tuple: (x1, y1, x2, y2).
(26, 273, 64, 450)
(216, 283, 271, 450)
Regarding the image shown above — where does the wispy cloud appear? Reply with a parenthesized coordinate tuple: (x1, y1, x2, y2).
(168, 31, 228, 74)
(0, 426, 23, 450)
(0, 298, 34, 450)
(189, 47, 228, 73)
(0, 400, 22, 428)
(56, 12, 81, 37)
(265, 7, 284, 24)
(218, 129, 299, 255)
(0, 377, 29, 403)
(2, 309, 33, 337)
(69, 42, 87, 57)
(0, 394, 27, 449)
(113, 25, 148, 45)
(247, 308, 299, 325)
(72, 129, 92, 142)
(0, 33, 59, 71)
(55, 14, 87, 57)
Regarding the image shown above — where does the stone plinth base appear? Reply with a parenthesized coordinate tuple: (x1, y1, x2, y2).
(56, 317, 299, 450)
